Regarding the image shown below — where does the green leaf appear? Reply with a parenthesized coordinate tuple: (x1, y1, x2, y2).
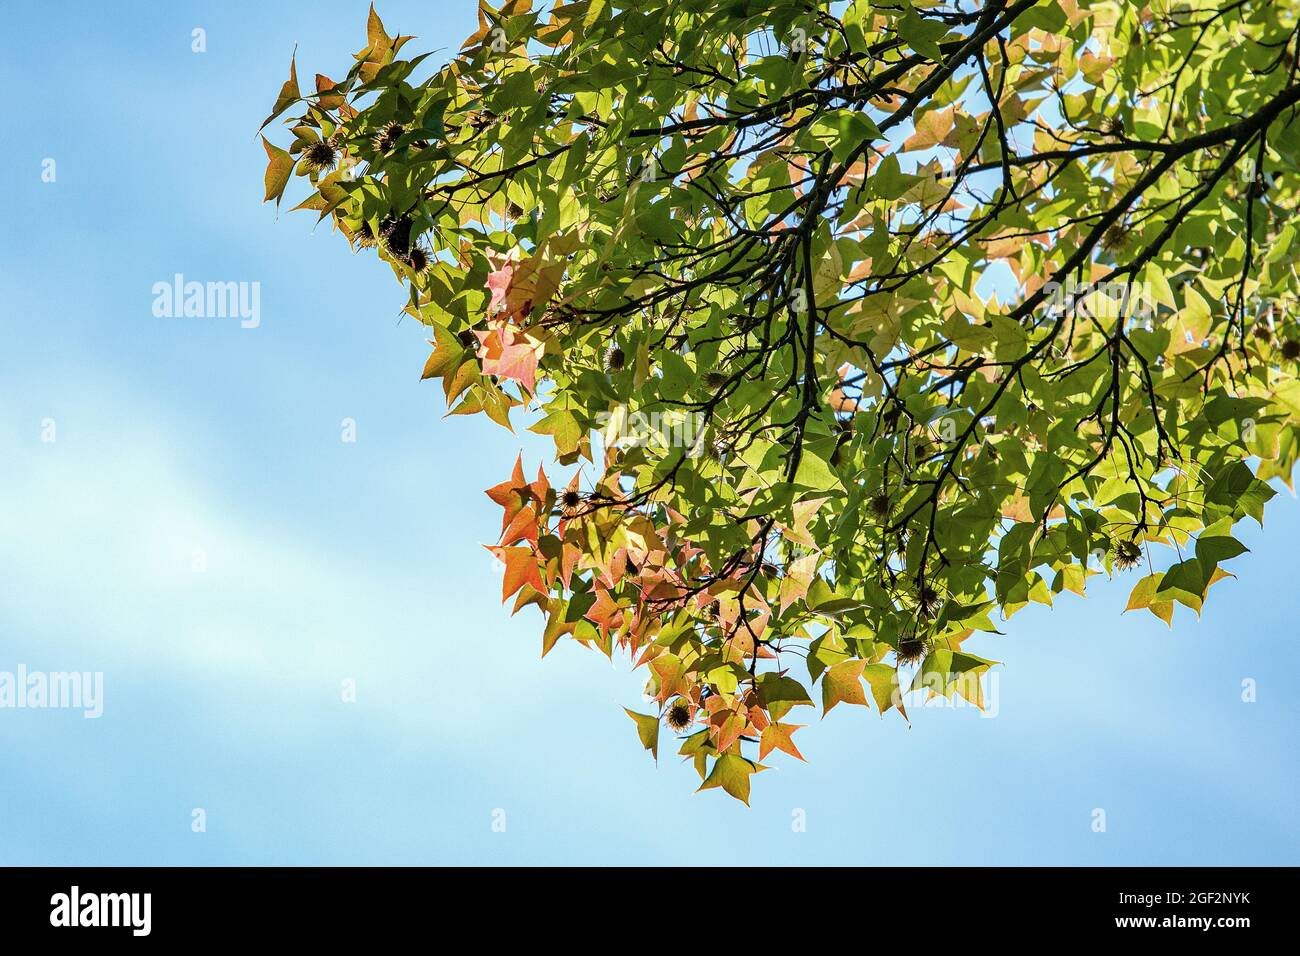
(793, 450, 842, 492)
(862, 663, 905, 716)
(259, 52, 300, 131)
(807, 110, 880, 163)
(261, 136, 294, 205)
(697, 752, 759, 805)
(530, 408, 583, 458)
(623, 708, 659, 763)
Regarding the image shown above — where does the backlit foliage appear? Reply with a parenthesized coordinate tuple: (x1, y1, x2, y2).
(264, 1, 1300, 802)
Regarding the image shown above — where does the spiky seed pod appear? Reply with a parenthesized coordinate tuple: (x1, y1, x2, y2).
(1102, 224, 1127, 252)
(917, 584, 941, 618)
(301, 140, 337, 171)
(702, 370, 728, 390)
(896, 637, 928, 665)
(404, 246, 429, 275)
(1253, 323, 1273, 342)
(559, 489, 583, 516)
(1102, 116, 1124, 137)
(830, 430, 852, 467)
(352, 222, 378, 249)
(373, 121, 405, 154)
(1114, 538, 1143, 571)
(665, 700, 693, 733)
(604, 344, 626, 372)
(378, 214, 413, 257)
(869, 494, 891, 518)
(1282, 339, 1300, 361)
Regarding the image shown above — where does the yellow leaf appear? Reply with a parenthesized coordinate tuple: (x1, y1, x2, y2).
(822, 659, 869, 714)
(904, 107, 954, 151)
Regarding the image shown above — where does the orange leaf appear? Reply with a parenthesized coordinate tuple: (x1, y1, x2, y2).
(759, 722, 806, 761)
(499, 504, 539, 548)
(485, 454, 531, 532)
(487, 545, 544, 602)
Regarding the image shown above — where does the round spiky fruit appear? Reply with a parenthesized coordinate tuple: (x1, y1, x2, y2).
(301, 140, 337, 171)
(665, 700, 693, 733)
(702, 370, 728, 390)
(378, 214, 413, 257)
(604, 344, 626, 372)
(373, 121, 404, 154)
(1282, 339, 1300, 361)
(352, 222, 378, 249)
(405, 246, 429, 274)
(917, 584, 941, 618)
(896, 637, 927, 665)
(1114, 538, 1143, 571)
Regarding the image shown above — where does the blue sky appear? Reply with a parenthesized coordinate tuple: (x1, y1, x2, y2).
(1, 1, 1297, 866)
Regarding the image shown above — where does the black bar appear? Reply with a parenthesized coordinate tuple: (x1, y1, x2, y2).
(0, 866, 1289, 940)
